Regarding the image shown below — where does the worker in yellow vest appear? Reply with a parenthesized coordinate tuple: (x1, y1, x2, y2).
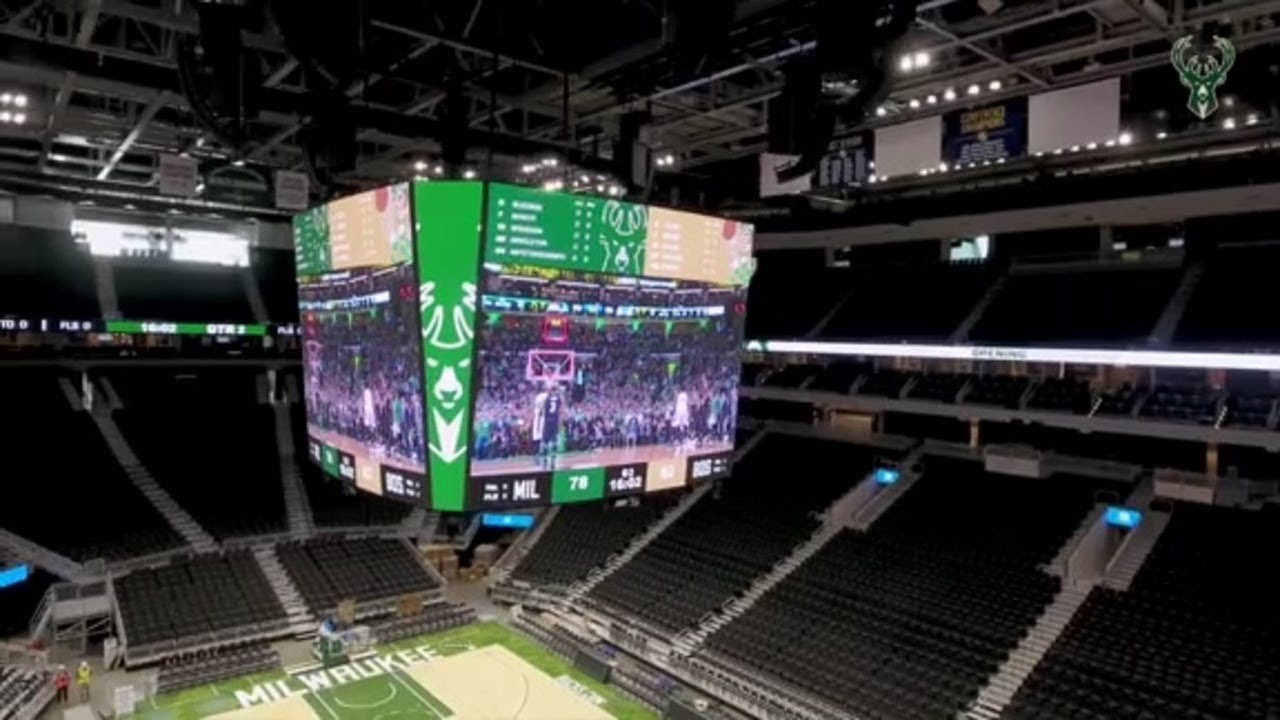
(75, 660, 92, 702)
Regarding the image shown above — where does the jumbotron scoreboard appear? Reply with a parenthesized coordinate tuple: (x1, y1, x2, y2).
(294, 181, 754, 511)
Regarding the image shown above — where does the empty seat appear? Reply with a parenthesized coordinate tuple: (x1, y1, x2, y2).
(589, 435, 877, 632)
(1006, 503, 1280, 720)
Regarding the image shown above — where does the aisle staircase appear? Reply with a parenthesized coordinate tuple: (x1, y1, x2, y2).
(252, 545, 315, 637)
(675, 520, 845, 655)
(565, 481, 713, 602)
(0, 528, 88, 582)
(58, 377, 84, 411)
(271, 403, 314, 537)
(240, 268, 270, 324)
(950, 275, 1005, 343)
(962, 583, 1092, 719)
(1100, 510, 1170, 591)
(850, 445, 926, 530)
(91, 412, 217, 553)
(489, 506, 560, 586)
(1046, 504, 1106, 577)
(92, 256, 119, 319)
(1148, 261, 1203, 346)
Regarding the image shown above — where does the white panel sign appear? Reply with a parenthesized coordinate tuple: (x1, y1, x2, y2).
(157, 154, 198, 197)
(274, 170, 310, 210)
(1029, 78, 1121, 153)
(758, 153, 813, 197)
(874, 116, 943, 178)
(752, 339, 1280, 373)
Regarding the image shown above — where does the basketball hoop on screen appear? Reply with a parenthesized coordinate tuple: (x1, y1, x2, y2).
(526, 349, 575, 382)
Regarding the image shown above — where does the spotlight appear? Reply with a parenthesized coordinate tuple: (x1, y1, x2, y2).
(908, 98, 921, 109)
(988, 79, 1002, 91)
(13, 94, 26, 108)
(0, 93, 10, 104)
(463, 168, 477, 179)
(1222, 117, 1236, 130)
(938, 162, 949, 172)
(521, 164, 536, 174)
(913, 51, 931, 69)
(875, 106, 888, 117)
(1156, 131, 1168, 140)
(11, 113, 24, 125)
(967, 84, 981, 96)
(413, 160, 428, 172)
(0, 111, 11, 123)
(232, 159, 245, 167)
(899, 55, 915, 73)
(943, 88, 957, 101)
(541, 157, 559, 167)
(1086, 142, 1098, 150)
(1118, 131, 1133, 145)
(433, 165, 444, 176)
(1069, 145, 1080, 153)
(926, 94, 938, 105)
(1104, 139, 1116, 147)
(1246, 113, 1259, 126)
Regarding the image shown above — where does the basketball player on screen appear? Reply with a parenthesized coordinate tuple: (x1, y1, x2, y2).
(532, 382, 563, 469)
(672, 388, 691, 452)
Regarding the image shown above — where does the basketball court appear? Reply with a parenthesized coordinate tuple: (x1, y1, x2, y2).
(203, 646, 611, 720)
(127, 622, 653, 720)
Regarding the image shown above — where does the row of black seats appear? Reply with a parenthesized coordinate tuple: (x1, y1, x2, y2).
(0, 666, 47, 720)
(157, 643, 279, 695)
(111, 368, 286, 539)
(277, 537, 440, 613)
(702, 458, 1121, 720)
(589, 435, 876, 632)
(510, 497, 678, 587)
(115, 551, 286, 650)
(0, 369, 183, 562)
(371, 603, 476, 643)
(1006, 502, 1280, 720)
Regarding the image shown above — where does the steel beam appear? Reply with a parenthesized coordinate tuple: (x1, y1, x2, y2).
(75, 0, 102, 48)
(96, 91, 166, 180)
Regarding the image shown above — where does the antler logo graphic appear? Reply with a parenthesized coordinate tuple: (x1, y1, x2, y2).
(601, 200, 646, 236)
(1171, 35, 1235, 120)
(420, 281, 476, 463)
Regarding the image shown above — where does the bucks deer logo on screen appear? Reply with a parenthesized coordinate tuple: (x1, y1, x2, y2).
(421, 280, 476, 463)
(1171, 35, 1235, 120)
(598, 200, 647, 275)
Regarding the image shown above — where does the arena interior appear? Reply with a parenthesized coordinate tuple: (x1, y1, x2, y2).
(1, 1, 1279, 719)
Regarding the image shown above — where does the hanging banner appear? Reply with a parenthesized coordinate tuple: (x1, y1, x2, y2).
(816, 133, 872, 189)
(157, 154, 199, 196)
(943, 96, 1028, 166)
(274, 170, 310, 210)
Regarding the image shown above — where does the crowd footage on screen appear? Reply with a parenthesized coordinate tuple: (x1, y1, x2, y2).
(472, 317, 739, 462)
(302, 265, 426, 465)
